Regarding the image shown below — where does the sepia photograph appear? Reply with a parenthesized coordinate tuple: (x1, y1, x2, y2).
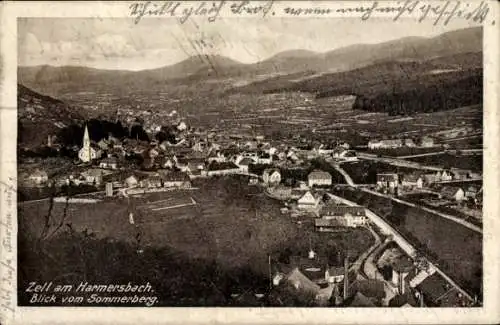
(1, 1, 499, 323)
(15, 13, 486, 308)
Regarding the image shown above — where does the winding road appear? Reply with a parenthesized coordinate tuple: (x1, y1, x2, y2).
(331, 162, 482, 234)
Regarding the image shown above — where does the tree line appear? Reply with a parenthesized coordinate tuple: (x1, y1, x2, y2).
(350, 74, 482, 116)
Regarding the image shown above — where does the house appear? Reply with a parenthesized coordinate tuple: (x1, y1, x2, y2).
(192, 140, 208, 152)
(97, 139, 110, 151)
(266, 146, 278, 156)
(404, 138, 416, 147)
(453, 170, 470, 181)
(436, 170, 453, 182)
(160, 156, 175, 169)
(248, 176, 259, 185)
(308, 170, 332, 187)
(332, 146, 347, 159)
(147, 147, 160, 159)
(325, 266, 345, 284)
(317, 144, 335, 156)
(401, 173, 423, 189)
(206, 162, 241, 176)
(297, 191, 320, 210)
(381, 139, 403, 148)
(80, 169, 105, 185)
(351, 279, 387, 303)
(440, 186, 465, 202)
(263, 169, 281, 185)
(287, 150, 299, 161)
(286, 268, 321, 297)
(28, 169, 49, 185)
(420, 136, 435, 148)
(465, 186, 480, 199)
(391, 257, 414, 295)
(277, 151, 287, 161)
(376, 173, 399, 189)
(315, 218, 345, 232)
(160, 171, 191, 188)
(175, 158, 190, 172)
(340, 150, 358, 162)
(186, 159, 206, 175)
(99, 157, 118, 170)
(124, 175, 139, 188)
(415, 273, 453, 307)
(422, 173, 439, 185)
(235, 153, 258, 166)
(368, 139, 403, 149)
(140, 174, 163, 188)
(368, 139, 382, 150)
(256, 152, 272, 165)
(338, 142, 350, 149)
(177, 121, 187, 131)
(318, 205, 368, 229)
(288, 254, 325, 283)
(347, 292, 377, 307)
(332, 147, 358, 161)
(237, 157, 255, 173)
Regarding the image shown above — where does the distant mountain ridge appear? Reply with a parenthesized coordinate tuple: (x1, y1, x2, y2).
(18, 26, 482, 97)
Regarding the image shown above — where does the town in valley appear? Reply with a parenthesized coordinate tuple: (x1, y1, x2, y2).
(17, 18, 483, 308)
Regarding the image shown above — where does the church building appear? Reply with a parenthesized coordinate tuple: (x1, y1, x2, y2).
(78, 125, 102, 163)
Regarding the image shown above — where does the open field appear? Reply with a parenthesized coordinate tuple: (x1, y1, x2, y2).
(18, 176, 373, 306)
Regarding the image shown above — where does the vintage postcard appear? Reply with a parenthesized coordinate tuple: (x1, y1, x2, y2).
(1, 0, 499, 324)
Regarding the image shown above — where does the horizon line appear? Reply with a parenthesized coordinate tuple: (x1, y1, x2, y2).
(18, 26, 482, 72)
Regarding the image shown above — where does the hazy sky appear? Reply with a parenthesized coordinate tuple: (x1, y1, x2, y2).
(18, 17, 481, 71)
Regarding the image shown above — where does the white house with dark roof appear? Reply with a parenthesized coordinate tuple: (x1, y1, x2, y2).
(80, 168, 106, 185)
(377, 173, 399, 189)
(124, 175, 139, 188)
(308, 170, 332, 187)
(465, 186, 480, 199)
(419, 136, 435, 148)
(368, 139, 403, 149)
(99, 157, 118, 170)
(401, 173, 423, 189)
(436, 170, 453, 182)
(440, 186, 465, 202)
(206, 162, 241, 176)
(318, 205, 368, 229)
(237, 157, 255, 173)
(160, 171, 191, 188)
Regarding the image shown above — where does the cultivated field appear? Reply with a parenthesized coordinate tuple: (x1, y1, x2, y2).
(18, 176, 373, 306)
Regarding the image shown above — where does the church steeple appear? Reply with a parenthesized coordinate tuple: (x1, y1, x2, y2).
(83, 125, 90, 148)
(78, 124, 101, 163)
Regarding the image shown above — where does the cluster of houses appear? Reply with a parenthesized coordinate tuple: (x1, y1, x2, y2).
(26, 118, 362, 191)
(374, 169, 482, 209)
(272, 247, 349, 306)
(368, 136, 435, 149)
